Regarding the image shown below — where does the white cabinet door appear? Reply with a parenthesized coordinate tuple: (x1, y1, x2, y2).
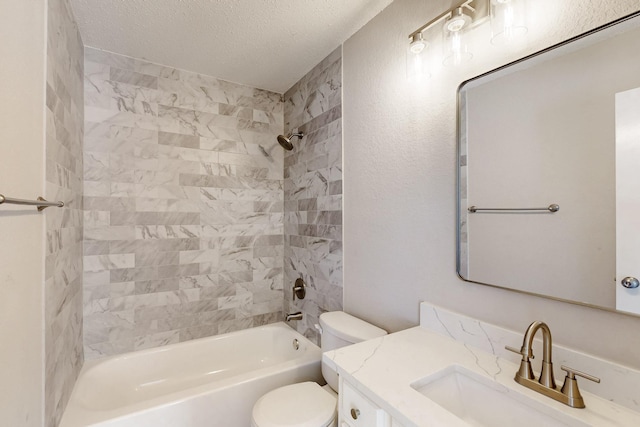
(340, 380, 390, 427)
(615, 87, 640, 315)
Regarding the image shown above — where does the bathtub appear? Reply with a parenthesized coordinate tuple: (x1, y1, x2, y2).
(60, 322, 323, 427)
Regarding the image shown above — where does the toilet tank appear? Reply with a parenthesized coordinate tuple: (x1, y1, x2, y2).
(319, 312, 387, 391)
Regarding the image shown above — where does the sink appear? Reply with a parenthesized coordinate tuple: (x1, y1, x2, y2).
(411, 365, 588, 427)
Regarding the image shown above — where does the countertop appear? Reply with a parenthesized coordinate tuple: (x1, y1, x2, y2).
(323, 326, 640, 427)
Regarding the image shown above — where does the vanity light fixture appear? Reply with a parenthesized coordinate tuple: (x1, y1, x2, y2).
(407, 0, 528, 76)
(407, 0, 481, 74)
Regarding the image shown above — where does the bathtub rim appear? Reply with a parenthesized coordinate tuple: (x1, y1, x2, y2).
(61, 322, 321, 427)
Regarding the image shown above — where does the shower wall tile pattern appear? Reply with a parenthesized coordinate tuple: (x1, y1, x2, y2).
(283, 47, 343, 344)
(45, 0, 84, 424)
(83, 48, 284, 358)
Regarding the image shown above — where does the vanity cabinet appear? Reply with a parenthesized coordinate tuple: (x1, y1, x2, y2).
(339, 379, 394, 427)
(326, 304, 640, 427)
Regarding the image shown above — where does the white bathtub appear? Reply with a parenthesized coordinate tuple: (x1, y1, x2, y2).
(60, 322, 323, 427)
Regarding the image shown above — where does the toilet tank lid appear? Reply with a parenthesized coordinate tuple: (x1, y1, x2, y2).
(319, 312, 387, 343)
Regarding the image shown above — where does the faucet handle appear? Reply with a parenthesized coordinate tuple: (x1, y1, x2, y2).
(505, 345, 534, 359)
(292, 278, 306, 301)
(560, 365, 600, 408)
(293, 277, 307, 301)
(561, 365, 600, 384)
(506, 345, 536, 380)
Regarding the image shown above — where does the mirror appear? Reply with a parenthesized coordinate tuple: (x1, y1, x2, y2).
(457, 11, 640, 316)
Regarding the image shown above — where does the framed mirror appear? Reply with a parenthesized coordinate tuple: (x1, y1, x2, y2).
(457, 11, 640, 316)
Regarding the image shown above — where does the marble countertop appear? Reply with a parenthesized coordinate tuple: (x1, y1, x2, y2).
(323, 325, 640, 427)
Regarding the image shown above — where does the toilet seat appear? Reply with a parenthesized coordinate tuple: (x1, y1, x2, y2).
(251, 382, 337, 427)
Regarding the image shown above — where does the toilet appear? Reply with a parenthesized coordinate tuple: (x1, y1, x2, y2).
(251, 311, 387, 427)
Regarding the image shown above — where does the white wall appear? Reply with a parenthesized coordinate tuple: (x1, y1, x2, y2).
(343, 0, 640, 368)
(0, 1, 47, 426)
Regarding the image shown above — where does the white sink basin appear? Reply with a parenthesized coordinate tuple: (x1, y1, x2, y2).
(411, 365, 588, 427)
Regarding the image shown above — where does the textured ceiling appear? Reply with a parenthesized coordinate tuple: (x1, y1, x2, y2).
(69, 0, 393, 93)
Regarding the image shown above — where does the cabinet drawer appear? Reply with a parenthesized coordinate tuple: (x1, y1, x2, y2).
(341, 381, 389, 427)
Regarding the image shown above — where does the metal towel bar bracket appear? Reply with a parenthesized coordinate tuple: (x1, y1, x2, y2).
(0, 194, 65, 211)
(468, 204, 559, 213)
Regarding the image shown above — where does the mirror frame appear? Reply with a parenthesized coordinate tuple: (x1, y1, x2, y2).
(455, 10, 640, 318)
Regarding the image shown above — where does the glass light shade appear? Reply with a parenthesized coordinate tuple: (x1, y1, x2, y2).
(442, 26, 473, 68)
(406, 44, 431, 82)
(490, 0, 528, 45)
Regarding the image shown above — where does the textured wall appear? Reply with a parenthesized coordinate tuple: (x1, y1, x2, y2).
(45, 0, 85, 425)
(343, 0, 640, 368)
(283, 47, 343, 343)
(82, 48, 284, 357)
(0, 2, 46, 426)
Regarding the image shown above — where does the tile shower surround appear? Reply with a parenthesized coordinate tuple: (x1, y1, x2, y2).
(45, 0, 84, 425)
(283, 47, 344, 344)
(83, 47, 285, 357)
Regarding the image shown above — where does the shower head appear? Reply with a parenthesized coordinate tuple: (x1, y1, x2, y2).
(277, 132, 304, 151)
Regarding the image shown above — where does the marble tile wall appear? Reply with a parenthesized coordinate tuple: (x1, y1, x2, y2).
(45, 0, 84, 425)
(283, 47, 343, 344)
(82, 48, 285, 358)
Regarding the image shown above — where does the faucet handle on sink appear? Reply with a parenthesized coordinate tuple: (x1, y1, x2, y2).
(560, 365, 600, 409)
(561, 366, 600, 383)
(505, 345, 534, 359)
(505, 345, 536, 380)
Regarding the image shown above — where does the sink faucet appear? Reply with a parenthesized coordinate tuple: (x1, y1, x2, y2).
(506, 321, 600, 408)
(521, 321, 555, 388)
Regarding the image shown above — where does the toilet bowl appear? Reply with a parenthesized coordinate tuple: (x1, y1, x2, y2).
(251, 312, 386, 427)
(251, 382, 337, 427)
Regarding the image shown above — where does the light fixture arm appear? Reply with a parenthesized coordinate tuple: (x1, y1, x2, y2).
(408, 0, 488, 41)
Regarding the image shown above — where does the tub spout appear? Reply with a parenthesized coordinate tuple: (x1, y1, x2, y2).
(286, 312, 303, 322)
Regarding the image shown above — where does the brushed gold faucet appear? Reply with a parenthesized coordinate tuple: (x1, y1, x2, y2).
(506, 321, 600, 408)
